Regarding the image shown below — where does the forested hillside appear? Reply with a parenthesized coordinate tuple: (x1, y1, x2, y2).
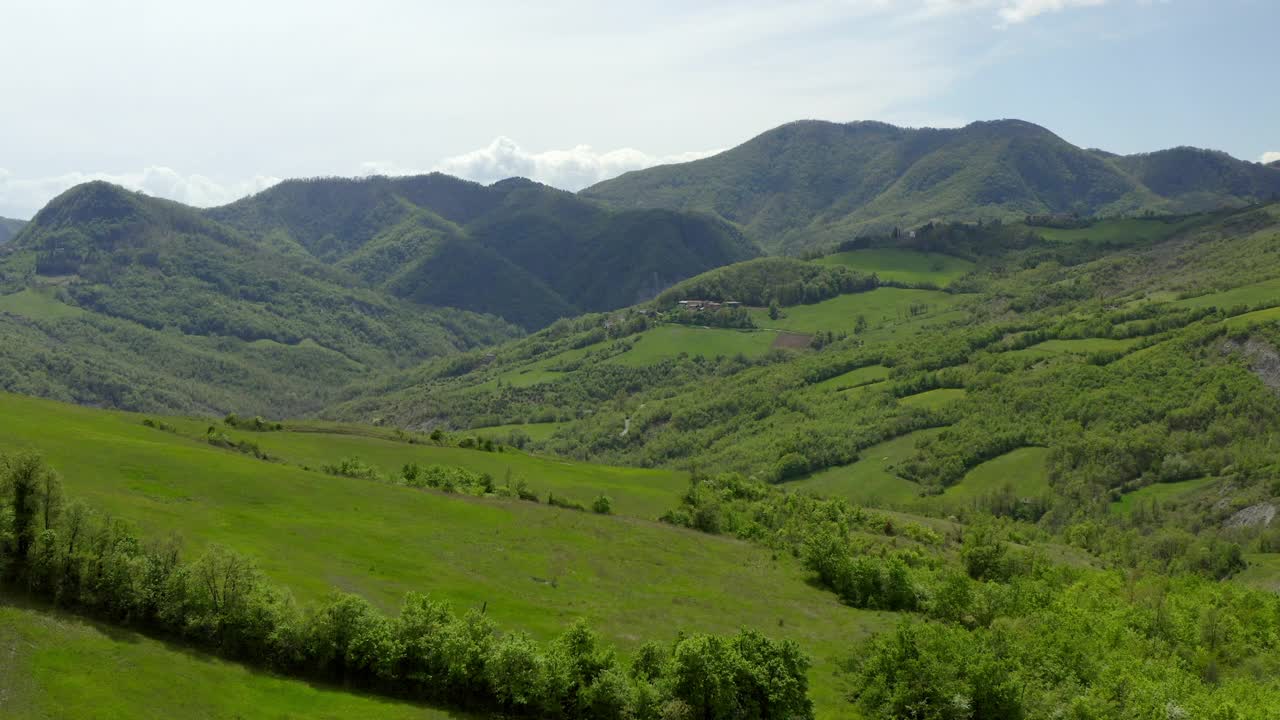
(334, 203, 1280, 553)
(584, 119, 1280, 252)
(0, 175, 757, 414)
(212, 174, 759, 329)
(0, 182, 520, 415)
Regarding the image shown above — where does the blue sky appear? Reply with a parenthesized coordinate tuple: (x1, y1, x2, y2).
(0, 0, 1276, 218)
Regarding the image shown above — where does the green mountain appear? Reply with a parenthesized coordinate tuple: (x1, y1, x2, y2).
(211, 174, 759, 329)
(0, 216, 25, 244)
(0, 181, 519, 415)
(584, 119, 1280, 253)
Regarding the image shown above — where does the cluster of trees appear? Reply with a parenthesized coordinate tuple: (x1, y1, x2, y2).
(849, 570, 1280, 719)
(666, 305, 755, 329)
(1, 453, 813, 720)
(654, 257, 878, 309)
(660, 472, 941, 549)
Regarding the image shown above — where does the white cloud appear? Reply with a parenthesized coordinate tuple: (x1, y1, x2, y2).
(369, 138, 723, 192)
(918, 0, 1117, 25)
(996, 0, 1110, 24)
(0, 167, 280, 220)
(0, 140, 717, 219)
(1263, 152, 1280, 165)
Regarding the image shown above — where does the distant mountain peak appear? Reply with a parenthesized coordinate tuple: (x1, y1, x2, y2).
(584, 118, 1280, 253)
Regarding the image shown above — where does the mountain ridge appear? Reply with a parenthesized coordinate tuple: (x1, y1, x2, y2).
(583, 119, 1280, 253)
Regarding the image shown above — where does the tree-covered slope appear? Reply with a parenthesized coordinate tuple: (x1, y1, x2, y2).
(0, 216, 25, 244)
(213, 174, 759, 329)
(0, 182, 519, 415)
(584, 119, 1280, 252)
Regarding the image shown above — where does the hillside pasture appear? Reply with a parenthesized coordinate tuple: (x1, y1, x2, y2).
(788, 428, 943, 506)
(898, 388, 966, 409)
(0, 392, 888, 718)
(0, 600, 453, 720)
(1029, 216, 1205, 246)
(749, 287, 964, 335)
(608, 325, 779, 366)
(812, 364, 891, 391)
(813, 249, 974, 287)
(933, 447, 1051, 510)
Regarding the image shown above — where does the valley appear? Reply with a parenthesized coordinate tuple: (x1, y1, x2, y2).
(3, 120, 1280, 720)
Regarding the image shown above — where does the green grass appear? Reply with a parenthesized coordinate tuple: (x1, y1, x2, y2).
(935, 447, 1051, 508)
(162, 418, 686, 520)
(898, 388, 966, 409)
(1029, 338, 1142, 354)
(469, 421, 564, 442)
(0, 599, 453, 720)
(812, 364, 891, 391)
(749, 288, 964, 335)
(1175, 277, 1280, 312)
(608, 325, 780, 366)
(0, 392, 889, 718)
(814, 249, 974, 287)
(1109, 476, 1218, 516)
(1233, 554, 1280, 593)
(0, 287, 86, 320)
(1030, 216, 1204, 246)
(1223, 305, 1280, 330)
(789, 429, 942, 506)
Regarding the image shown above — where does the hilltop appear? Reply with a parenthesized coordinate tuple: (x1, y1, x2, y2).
(211, 173, 758, 329)
(584, 119, 1280, 252)
(0, 177, 756, 415)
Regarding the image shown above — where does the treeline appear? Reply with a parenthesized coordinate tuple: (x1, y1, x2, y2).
(0, 453, 813, 720)
(653, 257, 878, 308)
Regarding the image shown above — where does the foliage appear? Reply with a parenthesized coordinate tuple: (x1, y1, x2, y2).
(1, 455, 813, 720)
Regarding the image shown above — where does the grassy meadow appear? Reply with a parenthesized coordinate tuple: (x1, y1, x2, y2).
(0, 599, 456, 720)
(749, 287, 965, 335)
(0, 392, 891, 718)
(788, 429, 941, 506)
(813, 249, 974, 287)
(935, 447, 1051, 508)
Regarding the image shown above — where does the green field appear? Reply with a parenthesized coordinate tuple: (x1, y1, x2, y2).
(0, 392, 889, 718)
(163, 417, 685, 520)
(812, 364, 891, 391)
(750, 288, 965, 335)
(609, 325, 780, 366)
(935, 447, 1051, 508)
(0, 287, 86, 320)
(0, 599, 453, 720)
(814, 249, 975, 287)
(789, 429, 942, 506)
(898, 388, 966, 409)
(1223, 305, 1280, 330)
(1110, 476, 1218, 516)
(1029, 337, 1142, 354)
(1030, 216, 1205, 246)
(1175, 277, 1280, 313)
(1233, 553, 1280, 593)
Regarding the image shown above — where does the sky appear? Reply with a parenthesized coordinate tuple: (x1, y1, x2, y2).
(0, 0, 1277, 219)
